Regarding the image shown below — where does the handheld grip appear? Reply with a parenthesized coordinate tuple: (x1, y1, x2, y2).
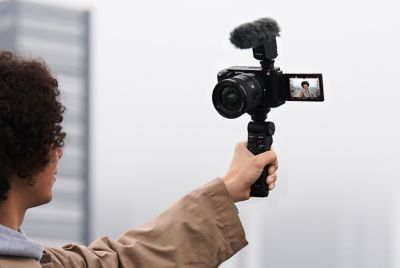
(250, 165, 270, 197)
(247, 121, 275, 197)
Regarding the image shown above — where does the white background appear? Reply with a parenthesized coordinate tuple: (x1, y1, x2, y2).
(33, 0, 400, 267)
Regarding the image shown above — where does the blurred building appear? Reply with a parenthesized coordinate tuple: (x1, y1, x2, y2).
(0, 0, 90, 246)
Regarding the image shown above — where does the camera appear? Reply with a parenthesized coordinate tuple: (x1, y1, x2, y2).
(212, 67, 324, 119)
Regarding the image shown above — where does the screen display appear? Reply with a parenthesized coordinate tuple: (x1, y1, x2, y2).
(285, 74, 324, 101)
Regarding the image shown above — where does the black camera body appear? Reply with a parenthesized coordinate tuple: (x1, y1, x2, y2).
(213, 65, 324, 120)
(213, 65, 285, 119)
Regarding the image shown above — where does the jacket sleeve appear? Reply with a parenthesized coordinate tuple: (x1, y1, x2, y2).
(44, 178, 248, 268)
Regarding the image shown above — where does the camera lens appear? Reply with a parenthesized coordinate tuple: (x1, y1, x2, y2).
(212, 73, 263, 119)
(221, 87, 243, 112)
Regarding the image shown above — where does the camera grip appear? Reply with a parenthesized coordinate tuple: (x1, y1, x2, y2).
(247, 121, 275, 197)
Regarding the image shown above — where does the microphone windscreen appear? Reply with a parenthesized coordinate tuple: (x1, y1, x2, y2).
(230, 18, 280, 49)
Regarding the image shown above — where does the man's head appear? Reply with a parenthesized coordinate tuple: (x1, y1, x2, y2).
(301, 81, 309, 89)
(0, 51, 65, 206)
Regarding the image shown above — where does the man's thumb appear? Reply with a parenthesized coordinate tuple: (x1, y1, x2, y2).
(254, 150, 277, 168)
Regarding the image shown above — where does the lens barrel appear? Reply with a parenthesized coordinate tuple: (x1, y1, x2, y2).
(212, 73, 263, 119)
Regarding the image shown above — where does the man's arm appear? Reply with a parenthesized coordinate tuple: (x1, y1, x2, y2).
(44, 179, 247, 268)
(43, 142, 278, 268)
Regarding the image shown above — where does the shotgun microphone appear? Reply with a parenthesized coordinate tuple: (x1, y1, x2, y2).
(230, 18, 280, 49)
(230, 18, 280, 61)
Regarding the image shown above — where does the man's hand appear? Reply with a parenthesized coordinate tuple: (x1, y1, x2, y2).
(222, 141, 278, 202)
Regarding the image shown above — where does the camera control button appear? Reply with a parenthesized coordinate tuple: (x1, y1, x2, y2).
(248, 136, 255, 143)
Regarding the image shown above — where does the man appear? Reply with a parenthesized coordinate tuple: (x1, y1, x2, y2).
(295, 81, 317, 99)
(0, 51, 278, 267)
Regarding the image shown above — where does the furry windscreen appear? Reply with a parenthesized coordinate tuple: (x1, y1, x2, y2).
(230, 18, 280, 49)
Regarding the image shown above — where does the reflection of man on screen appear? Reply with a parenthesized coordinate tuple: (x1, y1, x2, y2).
(294, 81, 317, 99)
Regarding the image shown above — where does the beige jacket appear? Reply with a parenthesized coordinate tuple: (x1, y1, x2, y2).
(0, 179, 248, 267)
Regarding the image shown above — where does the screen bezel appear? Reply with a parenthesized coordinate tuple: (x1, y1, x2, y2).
(283, 73, 324, 102)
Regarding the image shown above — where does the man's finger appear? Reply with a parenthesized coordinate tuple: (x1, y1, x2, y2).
(266, 174, 277, 185)
(235, 141, 254, 157)
(268, 183, 275, 191)
(268, 164, 278, 174)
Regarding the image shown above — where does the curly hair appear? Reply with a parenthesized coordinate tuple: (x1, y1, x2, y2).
(0, 51, 66, 201)
(301, 81, 310, 88)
